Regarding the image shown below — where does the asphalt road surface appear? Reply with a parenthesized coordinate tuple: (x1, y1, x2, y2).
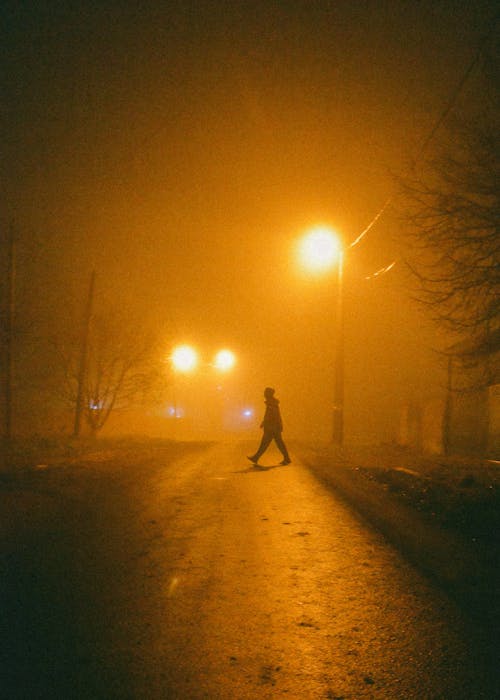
(1, 441, 496, 699)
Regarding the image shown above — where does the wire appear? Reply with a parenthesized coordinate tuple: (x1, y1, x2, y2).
(364, 260, 396, 280)
(415, 15, 499, 163)
(347, 12, 499, 250)
(349, 197, 391, 249)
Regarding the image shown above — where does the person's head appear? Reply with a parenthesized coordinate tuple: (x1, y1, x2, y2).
(264, 387, 275, 399)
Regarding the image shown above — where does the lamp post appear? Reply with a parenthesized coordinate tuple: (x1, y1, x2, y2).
(332, 246, 344, 446)
(169, 344, 237, 434)
(169, 344, 199, 426)
(298, 226, 345, 445)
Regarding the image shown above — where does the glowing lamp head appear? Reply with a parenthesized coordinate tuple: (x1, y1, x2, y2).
(298, 226, 342, 273)
(213, 349, 236, 372)
(171, 345, 198, 373)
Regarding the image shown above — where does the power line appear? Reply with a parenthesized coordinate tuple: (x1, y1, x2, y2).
(348, 13, 499, 251)
(416, 13, 499, 163)
(349, 197, 391, 249)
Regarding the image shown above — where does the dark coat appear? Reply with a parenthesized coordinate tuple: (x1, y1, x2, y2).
(261, 396, 283, 432)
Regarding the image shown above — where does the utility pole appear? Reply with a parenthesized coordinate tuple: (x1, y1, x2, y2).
(3, 225, 15, 441)
(73, 270, 95, 438)
(443, 354, 454, 455)
(332, 250, 344, 446)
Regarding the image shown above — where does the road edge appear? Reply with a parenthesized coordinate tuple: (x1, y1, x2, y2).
(297, 444, 499, 629)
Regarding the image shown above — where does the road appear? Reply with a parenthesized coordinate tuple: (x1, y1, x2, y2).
(1, 441, 496, 699)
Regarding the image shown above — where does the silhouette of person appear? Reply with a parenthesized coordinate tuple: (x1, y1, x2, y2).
(247, 387, 291, 466)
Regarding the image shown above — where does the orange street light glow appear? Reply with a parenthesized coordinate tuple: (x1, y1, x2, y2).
(298, 226, 342, 273)
(213, 349, 236, 372)
(171, 345, 198, 373)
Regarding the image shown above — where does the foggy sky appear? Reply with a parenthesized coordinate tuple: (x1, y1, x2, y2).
(2, 1, 497, 440)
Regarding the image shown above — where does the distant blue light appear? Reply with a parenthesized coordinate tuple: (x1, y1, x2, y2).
(242, 408, 253, 418)
(166, 405, 184, 419)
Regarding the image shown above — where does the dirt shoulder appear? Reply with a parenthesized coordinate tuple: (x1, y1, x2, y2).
(296, 442, 500, 627)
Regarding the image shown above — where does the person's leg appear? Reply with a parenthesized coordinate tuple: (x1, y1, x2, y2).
(274, 432, 291, 463)
(249, 431, 273, 462)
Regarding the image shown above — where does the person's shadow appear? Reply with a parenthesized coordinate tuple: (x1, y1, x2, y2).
(234, 463, 285, 474)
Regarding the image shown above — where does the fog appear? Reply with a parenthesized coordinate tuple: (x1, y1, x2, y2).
(2, 1, 495, 442)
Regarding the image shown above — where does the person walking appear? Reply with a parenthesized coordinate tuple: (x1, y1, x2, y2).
(247, 387, 291, 466)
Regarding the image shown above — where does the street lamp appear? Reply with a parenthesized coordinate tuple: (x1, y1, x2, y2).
(297, 226, 342, 273)
(169, 344, 237, 434)
(298, 226, 345, 446)
(213, 349, 236, 373)
(170, 344, 237, 376)
(171, 344, 199, 373)
(169, 344, 199, 422)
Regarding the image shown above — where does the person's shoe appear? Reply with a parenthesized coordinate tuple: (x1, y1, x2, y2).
(247, 456, 259, 465)
(280, 458, 291, 465)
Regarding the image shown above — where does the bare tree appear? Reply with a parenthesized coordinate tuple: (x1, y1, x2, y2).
(54, 305, 169, 436)
(398, 112, 500, 374)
